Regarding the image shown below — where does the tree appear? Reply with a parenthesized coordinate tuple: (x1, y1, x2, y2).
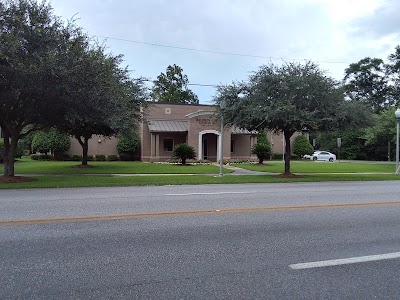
(151, 64, 199, 104)
(344, 57, 391, 112)
(215, 62, 371, 175)
(363, 107, 397, 161)
(0, 0, 81, 176)
(387, 46, 400, 103)
(172, 143, 195, 165)
(55, 40, 146, 166)
(117, 132, 139, 161)
(293, 135, 314, 158)
(31, 128, 70, 156)
(251, 131, 271, 164)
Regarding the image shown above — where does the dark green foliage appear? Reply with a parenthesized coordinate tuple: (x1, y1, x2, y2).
(56, 153, 72, 161)
(117, 133, 139, 154)
(95, 155, 106, 161)
(293, 135, 314, 158)
(30, 154, 52, 160)
(151, 64, 199, 104)
(0, 0, 82, 176)
(107, 155, 119, 161)
(317, 130, 367, 160)
(344, 57, 390, 112)
(71, 155, 83, 161)
(215, 62, 368, 174)
(119, 153, 134, 161)
(387, 46, 400, 102)
(251, 132, 272, 164)
(31, 128, 70, 155)
(172, 143, 196, 165)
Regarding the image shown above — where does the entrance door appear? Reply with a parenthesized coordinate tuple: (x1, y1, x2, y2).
(202, 138, 208, 160)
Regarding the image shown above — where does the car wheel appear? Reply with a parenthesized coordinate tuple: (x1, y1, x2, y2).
(313, 157, 317, 161)
(329, 158, 333, 162)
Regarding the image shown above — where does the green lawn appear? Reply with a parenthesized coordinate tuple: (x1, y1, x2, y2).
(233, 161, 396, 173)
(1, 173, 400, 189)
(1, 158, 232, 174)
(1, 158, 400, 189)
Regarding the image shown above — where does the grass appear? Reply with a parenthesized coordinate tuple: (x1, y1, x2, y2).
(0, 158, 232, 174)
(1, 158, 400, 189)
(1, 173, 400, 189)
(233, 160, 396, 173)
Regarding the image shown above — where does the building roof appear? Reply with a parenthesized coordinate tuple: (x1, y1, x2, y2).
(147, 120, 257, 134)
(147, 120, 188, 132)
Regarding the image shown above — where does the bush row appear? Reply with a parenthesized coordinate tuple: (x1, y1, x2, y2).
(30, 154, 121, 161)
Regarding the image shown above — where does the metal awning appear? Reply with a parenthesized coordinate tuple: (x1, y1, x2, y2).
(147, 120, 188, 132)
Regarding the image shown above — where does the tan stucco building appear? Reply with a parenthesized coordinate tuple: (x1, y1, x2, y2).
(67, 102, 293, 161)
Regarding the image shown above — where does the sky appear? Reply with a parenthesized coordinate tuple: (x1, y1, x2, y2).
(49, 0, 400, 104)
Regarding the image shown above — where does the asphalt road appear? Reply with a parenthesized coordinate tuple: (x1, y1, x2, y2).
(1, 181, 400, 299)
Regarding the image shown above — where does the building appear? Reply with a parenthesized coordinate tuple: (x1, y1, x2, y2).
(67, 102, 292, 161)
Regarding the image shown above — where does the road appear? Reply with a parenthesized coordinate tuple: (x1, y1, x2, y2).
(1, 181, 400, 299)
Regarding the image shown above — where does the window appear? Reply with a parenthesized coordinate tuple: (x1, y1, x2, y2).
(231, 139, 235, 153)
(164, 138, 173, 152)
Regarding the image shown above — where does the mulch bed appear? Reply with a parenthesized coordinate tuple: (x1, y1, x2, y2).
(0, 176, 38, 183)
(273, 173, 304, 178)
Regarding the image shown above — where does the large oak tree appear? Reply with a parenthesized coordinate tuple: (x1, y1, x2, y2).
(0, 0, 79, 176)
(215, 62, 371, 175)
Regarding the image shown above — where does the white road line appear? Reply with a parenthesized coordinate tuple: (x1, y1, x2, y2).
(289, 252, 400, 270)
(165, 192, 250, 196)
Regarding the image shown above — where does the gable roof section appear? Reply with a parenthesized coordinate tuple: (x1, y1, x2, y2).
(147, 120, 188, 132)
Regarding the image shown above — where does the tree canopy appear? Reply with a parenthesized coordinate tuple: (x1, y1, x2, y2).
(215, 62, 371, 174)
(0, 0, 146, 175)
(0, 0, 77, 176)
(151, 64, 199, 104)
(343, 57, 391, 112)
(56, 42, 147, 165)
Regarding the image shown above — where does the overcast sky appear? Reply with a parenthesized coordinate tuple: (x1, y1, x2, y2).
(49, 0, 399, 104)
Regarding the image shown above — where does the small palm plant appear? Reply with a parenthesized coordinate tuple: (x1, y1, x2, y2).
(173, 143, 196, 165)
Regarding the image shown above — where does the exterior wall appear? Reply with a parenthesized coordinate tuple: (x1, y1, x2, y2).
(67, 135, 118, 156)
(231, 134, 256, 159)
(141, 103, 214, 161)
(64, 102, 305, 161)
(158, 132, 187, 161)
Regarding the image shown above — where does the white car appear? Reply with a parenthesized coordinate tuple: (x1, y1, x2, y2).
(305, 151, 336, 162)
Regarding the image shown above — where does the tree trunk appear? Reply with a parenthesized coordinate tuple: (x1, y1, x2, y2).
(2, 133, 18, 177)
(283, 130, 294, 175)
(81, 138, 89, 166)
(76, 136, 90, 166)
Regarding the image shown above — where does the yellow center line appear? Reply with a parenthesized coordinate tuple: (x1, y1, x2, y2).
(2, 201, 400, 227)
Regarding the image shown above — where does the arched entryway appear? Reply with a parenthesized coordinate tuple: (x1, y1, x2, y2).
(198, 130, 221, 161)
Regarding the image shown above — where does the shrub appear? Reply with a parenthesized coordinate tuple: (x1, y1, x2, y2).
(293, 135, 314, 158)
(95, 154, 106, 161)
(56, 153, 72, 161)
(117, 133, 139, 155)
(31, 128, 70, 155)
(30, 154, 40, 160)
(251, 132, 272, 164)
(119, 153, 133, 161)
(30, 154, 52, 160)
(172, 143, 196, 165)
(71, 155, 83, 161)
(107, 155, 119, 161)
